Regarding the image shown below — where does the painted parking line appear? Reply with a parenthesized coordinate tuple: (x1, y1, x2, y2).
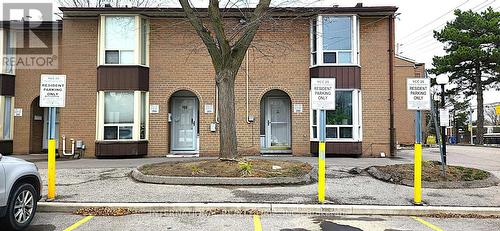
(412, 216, 444, 231)
(253, 214, 262, 231)
(63, 215, 94, 231)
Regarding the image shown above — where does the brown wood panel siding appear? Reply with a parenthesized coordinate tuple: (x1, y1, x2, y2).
(95, 141, 148, 157)
(0, 140, 13, 154)
(310, 141, 362, 156)
(0, 74, 15, 96)
(309, 66, 361, 89)
(97, 66, 149, 91)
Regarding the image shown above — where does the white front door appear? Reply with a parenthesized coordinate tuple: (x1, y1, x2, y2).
(171, 97, 197, 151)
(265, 97, 291, 149)
(42, 108, 59, 150)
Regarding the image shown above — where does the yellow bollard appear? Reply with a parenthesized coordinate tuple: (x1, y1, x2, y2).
(47, 139, 56, 200)
(318, 142, 326, 203)
(413, 143, 422, 205)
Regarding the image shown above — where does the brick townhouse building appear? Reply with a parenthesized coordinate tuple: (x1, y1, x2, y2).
(0, 4, 424, 158)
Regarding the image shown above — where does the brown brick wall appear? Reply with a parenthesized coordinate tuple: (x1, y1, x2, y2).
(13, 31, 62, 154)
(359, 17, 391, 156)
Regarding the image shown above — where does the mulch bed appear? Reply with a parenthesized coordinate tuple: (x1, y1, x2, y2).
(375, 161, 490, 183)
(139, 159, 312, 178)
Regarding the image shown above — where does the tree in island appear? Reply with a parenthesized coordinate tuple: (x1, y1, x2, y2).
(430, 7, 499, 145)
(179, 0, 271, 159)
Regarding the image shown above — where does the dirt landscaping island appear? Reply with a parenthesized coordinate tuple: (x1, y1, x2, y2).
(131, 159, 315, 185)
(367, 161, 499, 189)
(139, 159, 312, 178)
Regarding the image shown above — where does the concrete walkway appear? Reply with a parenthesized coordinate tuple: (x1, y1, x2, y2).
(20, 146, 497, 207)
(8, 145, 498, 207)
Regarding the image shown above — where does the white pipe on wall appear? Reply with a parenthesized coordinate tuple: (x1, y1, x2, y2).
(246, 50, 251, 124)
(61, 135, 75, 156)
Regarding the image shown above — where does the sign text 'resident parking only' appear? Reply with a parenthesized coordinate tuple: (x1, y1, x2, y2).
(40, 74, 66, 108)
(407, 78, 430, 111)
(311, 78, 336, 110)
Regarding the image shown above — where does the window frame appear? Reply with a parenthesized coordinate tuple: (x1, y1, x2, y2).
(98, 15, 149, 66)
(96, 90, 149, 141)
(0, 96, 14, 140)
(310, 15, 359, 67)
(310, 89, 362, 142)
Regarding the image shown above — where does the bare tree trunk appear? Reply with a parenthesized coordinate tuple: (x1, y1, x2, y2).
(217, 69, 238, 159)
(475, 64, 484, 145)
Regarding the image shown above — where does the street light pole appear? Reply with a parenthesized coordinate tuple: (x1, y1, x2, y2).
(440, 84, 447, 165)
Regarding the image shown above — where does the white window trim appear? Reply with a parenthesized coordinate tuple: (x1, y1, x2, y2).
(310, 15, 360, 67)
(96, 91, 148, 141)
(309, 89, 362, 142)
(98, 15, 149, 67)
(0, 96, 14, 140)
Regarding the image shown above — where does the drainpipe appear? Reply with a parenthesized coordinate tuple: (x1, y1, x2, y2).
(388, 14, 395, 156)
(246, 50, 251, 124)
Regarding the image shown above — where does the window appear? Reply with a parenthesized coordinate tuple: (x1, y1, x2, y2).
(311, 15, 358, 66)
(2, 29, 14, 74)
(104, 92, 134, 140)
(100, 15, 148, 65)
(98, 91, 148, 141)
(310, 90, 362, 141)
(2, 96, 13, 140)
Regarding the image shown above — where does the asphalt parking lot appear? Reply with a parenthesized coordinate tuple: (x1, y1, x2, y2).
(28, 213, 500, 231)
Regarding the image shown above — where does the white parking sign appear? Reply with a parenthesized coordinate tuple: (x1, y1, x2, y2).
(40, 74, 66, 107)
(407, 78, 430, 110)
(311, 78, 336, 110)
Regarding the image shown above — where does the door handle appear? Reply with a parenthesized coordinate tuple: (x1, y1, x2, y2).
(192, 119, 195, 126)
(267, 120, 271, 126)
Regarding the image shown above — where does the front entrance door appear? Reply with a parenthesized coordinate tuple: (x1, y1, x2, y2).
(171, 97, 197, 151)
(265, 97, 291, 149)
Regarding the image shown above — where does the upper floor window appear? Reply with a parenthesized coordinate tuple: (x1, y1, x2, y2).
(99, 15, 149, 66)
(311, 15, 359, 66)
(1, 29, 15, 74)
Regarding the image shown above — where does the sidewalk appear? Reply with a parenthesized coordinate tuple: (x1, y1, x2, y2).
(28, 146, 500, 207)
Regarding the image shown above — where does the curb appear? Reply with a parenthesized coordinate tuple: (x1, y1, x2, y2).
(37, 202, 500, 216)
(131, 167, 315, 185)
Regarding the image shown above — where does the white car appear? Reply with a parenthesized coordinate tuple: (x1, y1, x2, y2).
(0, 154, 42, 230)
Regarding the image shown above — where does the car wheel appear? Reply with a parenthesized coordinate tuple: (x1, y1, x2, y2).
(0, 183, 38, 231)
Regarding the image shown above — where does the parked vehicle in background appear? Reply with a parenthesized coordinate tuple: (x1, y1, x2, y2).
(0, 154, 42, 230)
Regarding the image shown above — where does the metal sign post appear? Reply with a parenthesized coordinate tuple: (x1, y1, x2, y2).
(311, 78, 335, 204)
(407, 77, 431, 205)
(40, 74, 66, 201)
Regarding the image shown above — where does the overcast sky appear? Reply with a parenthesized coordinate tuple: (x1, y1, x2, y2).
(1, 0, 499, 105)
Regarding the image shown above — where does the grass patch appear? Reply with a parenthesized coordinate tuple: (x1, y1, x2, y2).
(376, 161, 490, 183)
(139, 159, 312, 178)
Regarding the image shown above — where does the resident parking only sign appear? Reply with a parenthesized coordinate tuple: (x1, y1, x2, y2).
(40, 74, 66, 107)
(311, 78, 336, 110)
(407, 78, 430, 110)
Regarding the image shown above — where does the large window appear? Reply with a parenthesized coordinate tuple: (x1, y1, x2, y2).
(311, 15, 359, 66)
(104, 92, 134, 140)
(310, 90, 362, 141)
(1, 29, 15, 74)
(98, 91, 148, 141)
(2, 96, 13, 140)
(100, 15, 148, 65)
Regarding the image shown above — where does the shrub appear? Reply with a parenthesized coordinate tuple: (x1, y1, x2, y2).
(238, 161, 253, 176)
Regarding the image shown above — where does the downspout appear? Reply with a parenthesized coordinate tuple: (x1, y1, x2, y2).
(245, 50, 251, 124)
(215, 86, 219, 123)
(388, 14, 395, 156)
